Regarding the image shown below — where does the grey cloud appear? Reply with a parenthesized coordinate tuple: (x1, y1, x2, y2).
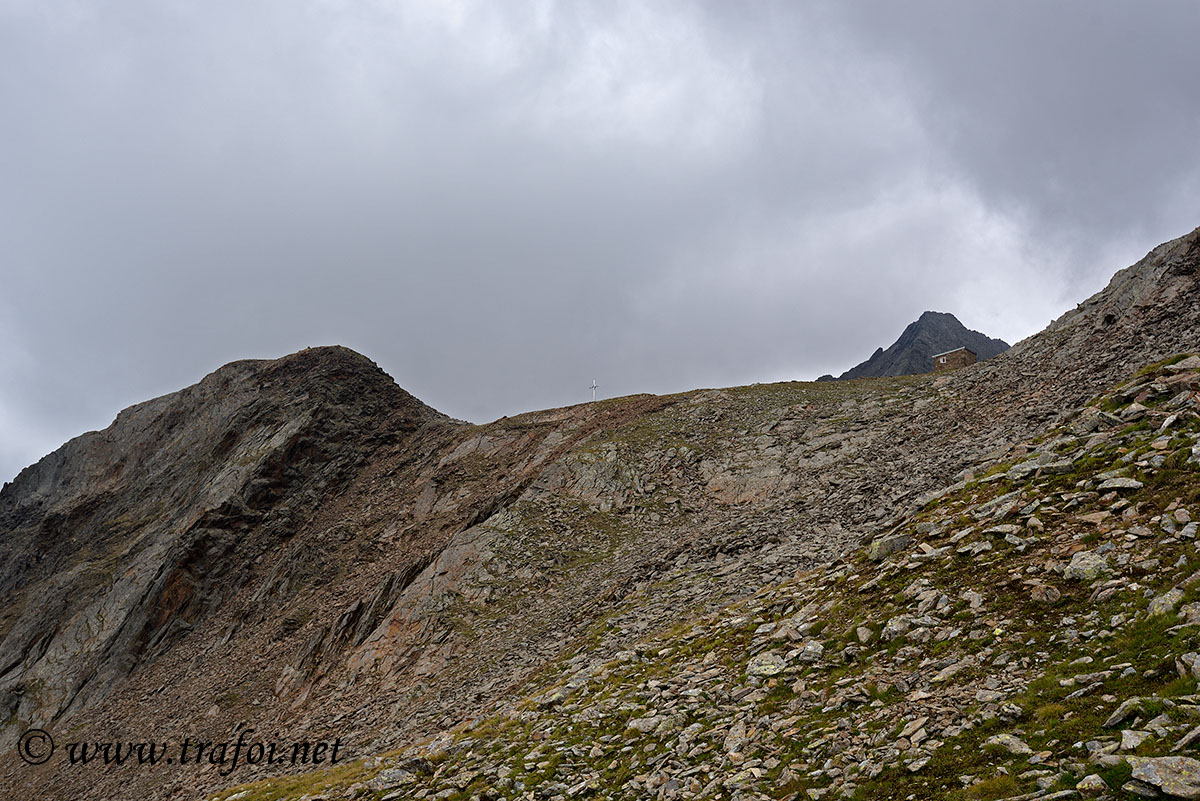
(826, 1, 1200, 258)
(2, 0, 1199, 482)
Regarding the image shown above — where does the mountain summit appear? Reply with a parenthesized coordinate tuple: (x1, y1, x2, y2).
(827, 310, 1010, 380)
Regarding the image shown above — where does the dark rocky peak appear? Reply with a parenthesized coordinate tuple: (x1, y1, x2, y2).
(835, 310, 1010, 380)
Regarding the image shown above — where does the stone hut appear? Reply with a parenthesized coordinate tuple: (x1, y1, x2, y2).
(932, 347, 977, 373)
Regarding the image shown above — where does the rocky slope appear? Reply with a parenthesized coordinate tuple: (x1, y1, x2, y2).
(222, 352, 1200, 801)
(828, 311, 1010, 380)
(0, 226, 1198, 801)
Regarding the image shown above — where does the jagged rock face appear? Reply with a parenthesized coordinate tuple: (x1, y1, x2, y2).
(1027, 224, 1200, 371)
(834, 310, 1010, 380)
(0, 226, 1198, 801)
(0, 347, 448, 734)
(0, 352, 683, 800)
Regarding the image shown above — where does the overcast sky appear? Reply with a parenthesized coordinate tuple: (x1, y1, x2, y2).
(3, 1, 1199, 482)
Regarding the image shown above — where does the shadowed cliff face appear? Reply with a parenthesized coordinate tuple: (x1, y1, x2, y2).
(0, 347, 449, 733)
(0, 227, 1197, 801)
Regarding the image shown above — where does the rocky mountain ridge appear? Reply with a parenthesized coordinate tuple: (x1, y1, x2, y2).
(826, 311, 1010, 381)
(229, 351, 1200, 801)
(0, 226, 1198, 801)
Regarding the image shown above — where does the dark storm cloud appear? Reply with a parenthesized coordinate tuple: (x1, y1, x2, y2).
(3, 0, 1199, 482)
(828, 0, 1200, 262)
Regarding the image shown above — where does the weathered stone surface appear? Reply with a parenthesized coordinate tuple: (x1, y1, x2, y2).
(1124, 778, 1163, 797)
(747, 652, 786, 676)
(1098, 477, 1145, 491)
(1065, 550, 1111, 581)
(1128, 756, 1200, 799)
(983, 733, 1032, 755)
(626, 714, 663, 733)
(1030, 584, 1062, 604)
(1106, 698, 1145, 728)
(797, 640, 825, 663)
(367, 768, 417, 790)
(1121, 729, 1152, 750)
(1007, 461, 1041, 480)
(1121, 403, 1150, 422)
(881, 615, 911, 641)
(1150, 588, 1185, 617)
(1168, 355, 1200, 372)
(867, 533, 911, 561)
(723, 719, 747, 754)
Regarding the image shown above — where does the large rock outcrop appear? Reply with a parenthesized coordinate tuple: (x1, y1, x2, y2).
(0, 347, 449, 735)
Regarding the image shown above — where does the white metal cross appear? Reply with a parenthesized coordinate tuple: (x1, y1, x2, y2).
(590, 379, 598, 402)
